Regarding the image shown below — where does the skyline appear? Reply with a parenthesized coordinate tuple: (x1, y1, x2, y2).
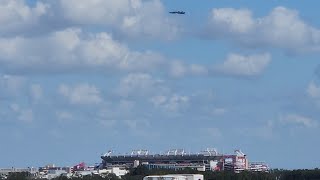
(0, 0, 320, 169)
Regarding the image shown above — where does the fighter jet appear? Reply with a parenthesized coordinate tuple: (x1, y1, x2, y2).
(169, 11, 185, 14)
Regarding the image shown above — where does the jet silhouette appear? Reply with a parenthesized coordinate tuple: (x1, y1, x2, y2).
(169, 11, 186, 14)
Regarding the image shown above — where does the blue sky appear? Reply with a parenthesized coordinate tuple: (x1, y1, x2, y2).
(0, 0, 320, 169)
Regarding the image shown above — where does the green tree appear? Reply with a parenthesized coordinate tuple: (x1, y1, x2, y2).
(7, 172, 30, 180)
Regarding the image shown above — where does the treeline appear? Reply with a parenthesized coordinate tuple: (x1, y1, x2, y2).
(123, 165, 320, 180)
(3, 167, 320, 180)
(122, 165, 274, 180)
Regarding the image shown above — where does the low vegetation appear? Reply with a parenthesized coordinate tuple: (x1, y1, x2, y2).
(3, 166, 320, 180)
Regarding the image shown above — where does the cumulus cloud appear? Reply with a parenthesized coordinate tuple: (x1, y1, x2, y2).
(0, 0, 49, 36)
(0, 2, 273, 78)
(0, 28, 164, 73)
(116, 73, 168, 97)
(58, 83, 102, 105)
(206, 7, 320, 53)
(169, 61, 208, 78)
(307, 81, 320, 99)
(10, 103, 34, 123)
(169, 53, 270, 78)
(209, 8, 254, 34)
(214, 53, 271, 76)
(0, 0, 180, 39)
(280, 114, 318, 128)
(150, 94, 189, 112)
(55, 0, 180, 40)
(57, 0, 130, 25)
(306, 81, 320, 108)
(115, 73, 190, 112)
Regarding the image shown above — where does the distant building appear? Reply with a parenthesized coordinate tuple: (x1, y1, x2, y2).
(0, 167, 38, 177)
(46, 169, 67, 179)
(98, 167, 128, 177)
(101, 148, 269, 173)
(143, 174, 204, 180)
(249, 162, 270, 172)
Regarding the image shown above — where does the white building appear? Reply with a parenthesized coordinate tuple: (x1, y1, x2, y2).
(0, 167, 38, 177)
(143, 174, 204, 180)
(98, 167, 128, 177)
(46, 169, 67, 179)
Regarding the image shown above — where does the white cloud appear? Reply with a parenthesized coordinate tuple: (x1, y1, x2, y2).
(58, 0, 130, 25)
(10, 103, 34, 123)
(116, 73, 168, 97)
(214, 53, 271, 76)
(116, 73, 190, 112)
(207, 7, 320, 53)
(209, 8, 254, 34)
(307, 81, 320, 99)
(150, 95, 167, 107)
(0, 0, 180, 39)
(56, 0, 180, 40)
(306, 82, 320, 108)
(190, 64, 209, 76)
(0, 28, 164, 73)
(163, 94, 189, 112)
(170, 61, 208, 78)
(58, 83, 102, 105)
(0, 0, 48, 36)
(170, 61, 187, 78)
(280, 114, 318, 128)
(150, 94, 189, 112)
